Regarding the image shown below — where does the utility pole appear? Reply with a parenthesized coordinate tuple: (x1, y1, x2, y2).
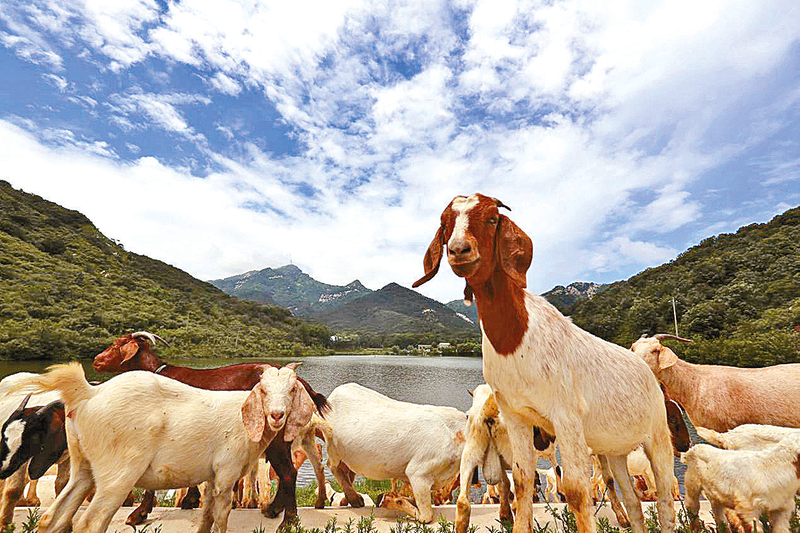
(671, 297, 679, 336)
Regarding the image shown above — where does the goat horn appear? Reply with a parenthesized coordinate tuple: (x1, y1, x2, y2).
(639, 333, 649, 338)
(131, 332, 171, 347)
(654, 334, 694, 344)
(285, 362, 303, 371)
(493, 198, 512, 211)
(15, 394, 32, 413)
(35, 400, 63, 417)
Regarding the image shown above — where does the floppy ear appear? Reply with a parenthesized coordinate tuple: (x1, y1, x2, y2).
(241, 385, 267, 442)
(658, 346, 679, 371)
(284, 381, 315, 442)
(496, 215, 532, 288)
(120, 340, 140, 364)
(412, 226, 444, 288)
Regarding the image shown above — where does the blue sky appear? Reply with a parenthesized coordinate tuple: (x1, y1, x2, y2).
(1, 0, 799, 304)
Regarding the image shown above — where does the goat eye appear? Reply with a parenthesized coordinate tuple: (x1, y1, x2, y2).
(487, 217, 498, 225)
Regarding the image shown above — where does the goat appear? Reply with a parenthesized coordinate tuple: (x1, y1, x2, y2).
(93, 331, 328, 525)
(303, 383, 466, 523)
(0, 373, 69, 527)
(413, 194, 676, 533)
(696, 424, 800, 451)
(631, 334, 800, 432)
(625, 447, 681, 501)
(683, 437, 800, 533)
(9, 361, 314, 533)
(456, 384, 629, 533)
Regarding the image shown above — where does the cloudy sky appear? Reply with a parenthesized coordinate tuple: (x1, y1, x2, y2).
(1, 0, 799, 304)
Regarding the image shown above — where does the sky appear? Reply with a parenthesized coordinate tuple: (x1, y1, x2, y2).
(1, 0, 799, 304)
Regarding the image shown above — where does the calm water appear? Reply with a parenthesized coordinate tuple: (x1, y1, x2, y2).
(0, 355, 485, 485)
(0, 355, 690, 490)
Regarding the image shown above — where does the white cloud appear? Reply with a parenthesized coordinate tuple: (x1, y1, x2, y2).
(2, 0, 800, 305)
(209, 72, 242, 96)
(108, 90, 212, 140)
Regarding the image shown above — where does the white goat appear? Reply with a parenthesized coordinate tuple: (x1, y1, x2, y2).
(683, 437, 800, 533)
(11, 362, 314, 533)
(696, 424, 800, 451)
(413, 194, 676, 533)
(0, 373, 69, 527)
(625, 447, 680, 501)
(304, 383, 466, 523)
(631, 335, 800, 432)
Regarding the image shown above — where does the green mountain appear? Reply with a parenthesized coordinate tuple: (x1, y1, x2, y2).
(313, 282, 481, 346)
(210, 265, 372, 316)
(567, 206, 800, 367)
(0, 180, 332, 360)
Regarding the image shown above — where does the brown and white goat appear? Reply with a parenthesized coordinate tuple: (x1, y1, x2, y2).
(414, 194, 676, 533)
(92, 331, 328, 525)
(631, 334, 800, 432)
(11, 361, 315, 533)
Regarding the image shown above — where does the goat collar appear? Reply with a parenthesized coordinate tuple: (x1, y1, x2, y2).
(154, 364, 168, 375)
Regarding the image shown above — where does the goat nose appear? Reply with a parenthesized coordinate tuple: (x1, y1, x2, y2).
(269, 410, 285, 423)
(449, 244, 472, 257)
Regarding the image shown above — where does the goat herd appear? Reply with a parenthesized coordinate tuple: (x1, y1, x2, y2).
(1, 193, 800, 533)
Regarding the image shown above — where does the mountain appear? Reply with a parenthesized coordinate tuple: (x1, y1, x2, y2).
(210, 265, 372, 316)
(567, 206, 800, 367)
(313, 283, 480, 343)
(447, 281, 606, 329)
(542, 282, 606, 311)
(0, 180, 332, 360)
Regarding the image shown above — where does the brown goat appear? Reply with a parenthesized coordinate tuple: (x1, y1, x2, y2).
(92, 331, 328, 526)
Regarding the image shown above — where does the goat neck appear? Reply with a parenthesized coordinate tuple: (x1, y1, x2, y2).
(654, 359, 701, 420)
(133, 346, 171, 374)
(469, 268, 529, 356)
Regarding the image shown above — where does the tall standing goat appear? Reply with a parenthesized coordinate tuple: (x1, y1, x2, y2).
(413, 194, 676, 533)
(631, 334, 800, 431)
(10, 362, 314, 533)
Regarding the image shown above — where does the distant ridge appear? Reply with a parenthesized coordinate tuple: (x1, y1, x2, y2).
(313, 282, 479, 340)
(210, 264, 372, 316)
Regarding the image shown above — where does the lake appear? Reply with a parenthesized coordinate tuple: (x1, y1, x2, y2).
(0, 355, 689, 490)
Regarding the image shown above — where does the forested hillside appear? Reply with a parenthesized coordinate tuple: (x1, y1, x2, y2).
(0, 181, 332, 360)
(567, 206, 800, 367)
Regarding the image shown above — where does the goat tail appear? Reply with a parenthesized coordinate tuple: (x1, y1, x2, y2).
(694, 426, 724, 447)
(10, 362, 94, 410)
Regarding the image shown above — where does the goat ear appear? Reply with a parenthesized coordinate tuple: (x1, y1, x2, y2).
(496, 215, 532, 288)
(658, 346, 678, 371)
(241, 386, 267, 442)
(412, 226, 444, 288)
(284, 382, 315, 442)
(283, 381, 316, 442)
(120, 340, 140, 364)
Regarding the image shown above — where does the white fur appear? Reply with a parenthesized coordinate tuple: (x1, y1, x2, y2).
(683, 437, 800, 533)
(0, 373, 66, 528)
(13, 365, 310, 533)
(305, 383, 466, 523)
(449, 194, 480, 252)
(481, 293, 676, 533)
(697, 424, 800, 451)
(1, 421, 25, 472)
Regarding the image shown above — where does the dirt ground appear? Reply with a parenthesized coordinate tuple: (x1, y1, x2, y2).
(10, 501, 713, 533)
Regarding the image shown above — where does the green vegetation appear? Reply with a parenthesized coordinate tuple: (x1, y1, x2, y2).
(0, 180, 333, 361)
(567, 206, 800, 366)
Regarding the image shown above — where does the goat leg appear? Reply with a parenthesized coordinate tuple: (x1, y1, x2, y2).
(126, 490, 156, 526)
(262, 435, 299, 523)
(180, 485, 202, 509)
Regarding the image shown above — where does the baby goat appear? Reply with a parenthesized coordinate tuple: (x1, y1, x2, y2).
(683, 436, 800, 533)
(11, 362, 314, 533)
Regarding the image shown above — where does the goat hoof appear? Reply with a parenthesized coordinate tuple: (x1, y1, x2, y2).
(349, 494, 365, 508)
(125, 513, 146, 526)
(262, 502, 284, 518)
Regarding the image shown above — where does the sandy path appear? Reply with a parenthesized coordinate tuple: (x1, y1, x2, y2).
(9, 501, 712, 533)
